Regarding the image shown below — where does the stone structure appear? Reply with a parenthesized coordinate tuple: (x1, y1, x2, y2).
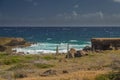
(91, 38, 120, 50)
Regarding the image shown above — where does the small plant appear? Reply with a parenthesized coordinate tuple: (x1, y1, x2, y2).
(42, 55, 57, 60)
(95, 74, 109, 80)
(34, 63, 54, 68)
(8, 63, 32, 71)
(14, 71, 27, 78)
(95, 72, 120, 80)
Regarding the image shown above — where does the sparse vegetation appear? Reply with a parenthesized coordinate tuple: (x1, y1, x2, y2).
(0, 50, 120, 80)
(34, 63, 54, 68)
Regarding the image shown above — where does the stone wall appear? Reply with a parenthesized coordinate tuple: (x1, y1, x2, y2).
(91, 38, 120, 50)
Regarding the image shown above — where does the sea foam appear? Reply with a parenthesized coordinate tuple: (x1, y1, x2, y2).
(13, 42, 91, 54)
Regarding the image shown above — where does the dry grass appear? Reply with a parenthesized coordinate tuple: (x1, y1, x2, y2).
(17, 71, 107, 80)
(0, 50, 120, 80)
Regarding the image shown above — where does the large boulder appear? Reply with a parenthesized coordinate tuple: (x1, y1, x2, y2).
(66, 48, 76, 58)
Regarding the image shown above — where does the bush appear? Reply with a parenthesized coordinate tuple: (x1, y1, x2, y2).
(95, 74, 109, 80)
(2, 57, 22, 65)
(8, 63, 33, 71)
(95, 72, 120, 80)
(34, 63, 54, 68)
(14, 71, 27, 78)
(42, 55, 56, 60)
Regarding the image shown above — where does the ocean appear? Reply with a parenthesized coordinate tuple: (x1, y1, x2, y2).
(0, 27, 120, 54)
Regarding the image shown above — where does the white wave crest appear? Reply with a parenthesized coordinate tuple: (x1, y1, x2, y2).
(13, 42, 91, 54)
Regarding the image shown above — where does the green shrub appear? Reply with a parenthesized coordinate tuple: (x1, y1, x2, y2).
(42, 55, 56, 60)
(8, 63, 32, 71)
(34, 63, 54, 68)
(14, 71, 27, 78)
(95, 74, 109, 80)
(0, 53, 9, 58)
(95, 72, 120, 80)
(2, 57, 22, 65)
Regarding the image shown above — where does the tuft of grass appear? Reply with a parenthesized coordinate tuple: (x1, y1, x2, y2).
(14, 71, 27, 79)
(0, 57, 22, 65)
(42, 55, 57, 60)
(34, 63, 54, 69)
(95, 72, 120, 80)
(8, 63, 34, 71)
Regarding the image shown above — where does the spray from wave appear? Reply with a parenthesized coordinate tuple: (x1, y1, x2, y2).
(13, 41, 91, 54)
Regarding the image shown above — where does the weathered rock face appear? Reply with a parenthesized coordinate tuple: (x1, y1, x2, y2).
(91, 38, 120, 50)
(5, 38, 26, 46)
(0, 37, 31, 52)
(66, 48, 88, 58)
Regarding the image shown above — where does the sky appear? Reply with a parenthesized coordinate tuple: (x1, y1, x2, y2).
(1, 0, 120, 26)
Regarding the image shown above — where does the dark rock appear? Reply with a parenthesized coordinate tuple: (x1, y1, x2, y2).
(15, 73, 27, 78)
(62, 70, 68, 74)
(40, 69, 56, 76)
(5, 38, 26, 46)
(0, 45, 6, 52)
(74, 51, 82, 57)
(83, 46, 92, 51)
(91, 38, 120, 50)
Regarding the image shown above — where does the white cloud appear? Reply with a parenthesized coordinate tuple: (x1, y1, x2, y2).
(82, 12, 104, 19)
(72, 11, 78, 16)
(74, 4, 79, 8)
(98, 11, 104, 19)
(113, 0, 120, 3)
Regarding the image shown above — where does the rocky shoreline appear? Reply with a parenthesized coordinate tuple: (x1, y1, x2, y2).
(0, 37, 32, 53)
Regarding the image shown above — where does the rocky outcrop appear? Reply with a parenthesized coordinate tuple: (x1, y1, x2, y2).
(91, 38, 120, 51)
(66, 48, 88, 58)
(5, 38, 26, 46)
(0, 37, 31, 52)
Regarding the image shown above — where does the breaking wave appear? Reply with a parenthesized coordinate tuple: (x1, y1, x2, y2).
(13, 42, 91, 54)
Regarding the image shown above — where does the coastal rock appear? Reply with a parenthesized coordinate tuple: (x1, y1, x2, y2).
(66, 48, 88, 58)
(5, 38, 26, 46)
(0, 45, 7, 52)
(0, 37, 31, 53)
(83, 46, 92, 51)
(91, 38, 120, 50)
(40, 69, 56, 76)
(66, 48, 76, 58)
(79, 50, 88, 56)
(74, 51, 82, 57)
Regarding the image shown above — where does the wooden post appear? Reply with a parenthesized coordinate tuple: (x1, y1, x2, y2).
(67, 43, 69, 58)
(56, 45, 59, 55)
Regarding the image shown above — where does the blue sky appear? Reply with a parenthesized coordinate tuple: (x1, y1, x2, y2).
(1, 0, 120, 26)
